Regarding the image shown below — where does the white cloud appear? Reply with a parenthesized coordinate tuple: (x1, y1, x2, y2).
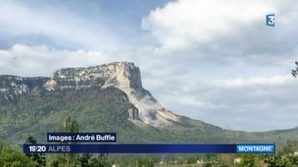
(142, 0, 290, 53)
(152, 73, 298, 131)
(0, 1, 121, 50)
(222, 75, 293, 88)
(161, 94, 218, 109)
(0, 44, 126, 76)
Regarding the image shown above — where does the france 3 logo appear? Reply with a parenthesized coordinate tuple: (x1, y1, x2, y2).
(266, 13, 275, 27)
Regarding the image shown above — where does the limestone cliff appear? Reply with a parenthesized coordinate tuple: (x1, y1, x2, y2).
(0, 62, 181, 127)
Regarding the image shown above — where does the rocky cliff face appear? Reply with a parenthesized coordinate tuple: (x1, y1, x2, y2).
(45, 62, 142, 91)
(0, 76, 49, 100)
(0, 62, 181, 127)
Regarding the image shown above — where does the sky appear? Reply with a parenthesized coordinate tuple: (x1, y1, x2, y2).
(0, 0, 298, 131)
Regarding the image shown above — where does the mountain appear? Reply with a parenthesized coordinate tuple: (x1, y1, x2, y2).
(0, 62, 297, 147)
(0, 62, 181, 127)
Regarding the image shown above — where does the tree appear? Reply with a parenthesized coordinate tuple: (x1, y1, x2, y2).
(59, 116, 79, 133)
(238, 154, 256, 167)
(205, 160, 221, 167)
(25, 135, 46, 167)
(264, 144, 298, 167)
(89, 154, 112, 167)
(0, 141, 35, 167)
(52, 116, 112, 167)
(57, 116, 80, 167)
(79, 153, 93, 167)
(133, 156, 155, 167)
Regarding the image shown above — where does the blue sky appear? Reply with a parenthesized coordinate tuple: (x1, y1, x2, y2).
(0, 0, 169, 50)
(0, 0, 298, 131)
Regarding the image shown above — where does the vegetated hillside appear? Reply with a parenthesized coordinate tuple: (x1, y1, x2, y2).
(0, 62, 297, 148)
(0, 86, 225, 146)
(0, 85, 297, 148)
